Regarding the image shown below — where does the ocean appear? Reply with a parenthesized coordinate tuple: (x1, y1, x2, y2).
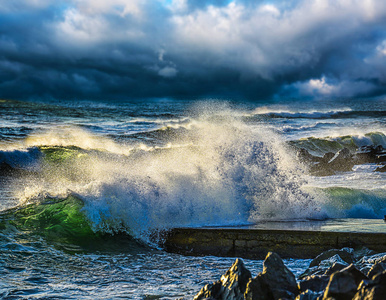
(0, 98, 385, 299)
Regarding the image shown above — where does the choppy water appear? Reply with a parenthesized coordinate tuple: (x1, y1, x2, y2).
(0, 98, 385, 299)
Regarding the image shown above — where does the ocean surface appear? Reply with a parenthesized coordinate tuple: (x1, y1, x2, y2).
(0, 98, 385, 299)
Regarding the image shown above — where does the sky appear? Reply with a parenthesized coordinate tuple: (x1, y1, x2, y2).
(1, 0, 386, 101)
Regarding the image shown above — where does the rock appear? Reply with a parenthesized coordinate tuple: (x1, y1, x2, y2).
(375, 164, 386, 172)
(327, 148, 354, 172)
(310, 148, 354, 175)
(298, 275, 330, 293)
(194, 258, 252, 300)
(309, 249, 353, 268)
(354, 145, 385, 164)
(367, 257, 386, 278)
(322, 152, 335, 162)
(194, 281, 222, 300)
(352, 246, 377, 262)
(245, 252, 299, 300)
(324, 262, 348, 275)
(356, 252, 386, 275)
(298, 148, 321, 164)
(322, 264, 368, 300)
(353, 270, 386, 300)
(295, 290, 323, 300)
(299, 254, 349, 279)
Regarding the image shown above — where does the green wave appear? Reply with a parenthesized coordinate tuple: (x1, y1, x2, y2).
(0, 195, 150, 253)
(0, 195, 97, 244)
(290, 132, 385, 155)
(315, 187, 386, 218)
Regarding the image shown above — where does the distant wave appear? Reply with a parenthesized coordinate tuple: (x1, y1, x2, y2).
(250, 108, 386, 119)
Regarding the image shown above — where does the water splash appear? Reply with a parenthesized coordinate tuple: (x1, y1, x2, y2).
(10, 106, 326, 239)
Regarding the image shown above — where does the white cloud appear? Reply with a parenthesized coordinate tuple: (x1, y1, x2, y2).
(290, 76, 377, 98)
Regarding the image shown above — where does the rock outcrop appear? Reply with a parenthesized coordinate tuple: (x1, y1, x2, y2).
(244, 252, 299, 300)
(194, 258, 252, 300)
(297, 145, 386, 176)
(194, 248, 386, 300)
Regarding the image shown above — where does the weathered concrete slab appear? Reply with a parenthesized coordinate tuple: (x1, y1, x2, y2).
(161, 219, 386, 259)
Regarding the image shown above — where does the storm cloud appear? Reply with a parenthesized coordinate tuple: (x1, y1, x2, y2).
(1, 0, 386, 101)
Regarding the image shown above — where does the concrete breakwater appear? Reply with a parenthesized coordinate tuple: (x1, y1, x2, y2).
(160, 219, 386, 259)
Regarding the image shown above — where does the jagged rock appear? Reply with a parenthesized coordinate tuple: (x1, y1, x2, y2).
(353, 270, 386, 300)
(356, 252, 386, 275)
(324, 262, 348, 275)
(194, 258, 252, 300)
(194, 281, 223, 300)
(309, 249, 353, 268)
(295, 290, 323, 300)
(245, 252, 298, 300)
(309, 148, 354, 175)
(297, 148, 321, 164)
(298, 275, 330, 293)
(322, 264, 368, 300)
(327, 148, 354, 172)
(322, 152, 335, 162)
(352, 247, 377, 262)
(375, 164, 386, 172)
(367, 257, 386, 278)
(354, 145, 386, 164)
(300, 254, 349, 279)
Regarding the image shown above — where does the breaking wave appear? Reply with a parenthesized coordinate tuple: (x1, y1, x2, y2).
(2, 110, 327, 241)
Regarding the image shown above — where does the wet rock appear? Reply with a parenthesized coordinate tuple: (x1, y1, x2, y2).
(353, 270, 386, 300)
(322, 152, 335, 162)
(295, 290, 322, 300)
(375, 164, 386, 172)
(298, 275, 330, 293)
(194, 258, 252, 300)
(352, 246, 377, 262)
(309, 249, 353, 268)
(297, 148, 321, 164)
(327, 148, 354, 172)
(367, 257, 386, 278)
(354, 145, 386, 164)
(356, 252, 386, 275)
(324, 262, 348, 276)
(194, 281, 223, 300)
(322, 264, 368, 300)
(245, 252, 298, 300)
(309, 148, 354, 175)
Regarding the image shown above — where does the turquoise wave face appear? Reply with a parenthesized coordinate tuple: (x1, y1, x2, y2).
(0, 194, 151, 253)
(315, 187, 386, 219)
(0, 196, 96, 243)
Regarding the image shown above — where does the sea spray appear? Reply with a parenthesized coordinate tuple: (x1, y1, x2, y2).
(7, 107, 327, 242)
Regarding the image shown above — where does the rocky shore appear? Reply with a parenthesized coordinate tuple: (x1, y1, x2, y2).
(194, 247, 386, 300)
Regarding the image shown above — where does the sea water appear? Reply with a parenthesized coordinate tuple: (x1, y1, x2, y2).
(0, 98, 385, 298)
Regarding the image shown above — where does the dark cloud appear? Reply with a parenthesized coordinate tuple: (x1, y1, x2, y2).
(0, 0, 386, 101)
